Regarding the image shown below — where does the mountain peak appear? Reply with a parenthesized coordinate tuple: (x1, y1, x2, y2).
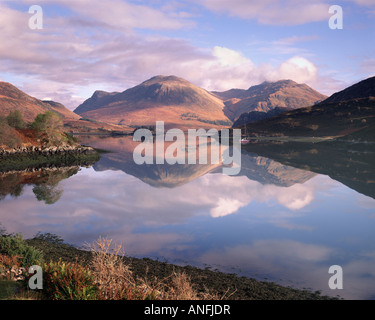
(146, 75, 186, 82)
(216, 79, 327, 121)
(74, 75, 228, 129)
(259, 79, 297, 86)
(139, 75, 193, 89)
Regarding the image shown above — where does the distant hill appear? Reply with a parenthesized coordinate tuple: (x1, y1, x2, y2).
(75, 75, 231, 130)
(232, 107, 293, 127)
(0, 82, 80, 122)
(0, 81, 132, 135)
(213, 80, 326, 121)
(235, 76, 375, 142)
(321, 76, 375, 104)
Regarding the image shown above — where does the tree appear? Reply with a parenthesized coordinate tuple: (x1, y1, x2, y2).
(6, 110, 25, 129)
(32, 111, 63, 132)
(32, 111, 64, 146)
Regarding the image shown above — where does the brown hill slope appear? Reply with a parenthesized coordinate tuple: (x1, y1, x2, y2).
(74, 75, 231, 130)
(0, 82, 80, 122)
(235, 76, 375, 141)
(213, 80, 326, 121)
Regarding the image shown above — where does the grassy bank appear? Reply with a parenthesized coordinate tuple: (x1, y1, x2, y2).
(0, 232, 339, 300)
(15, 236, 337, 300)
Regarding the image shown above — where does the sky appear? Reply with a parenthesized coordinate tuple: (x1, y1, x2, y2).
(0, 0, 374, 110)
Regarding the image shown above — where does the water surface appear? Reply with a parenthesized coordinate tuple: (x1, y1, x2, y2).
(0, 136, 374, 299)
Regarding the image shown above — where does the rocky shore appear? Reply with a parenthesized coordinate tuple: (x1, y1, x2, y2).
(0, 144, 100, 173)
(0, 145, 97, 158)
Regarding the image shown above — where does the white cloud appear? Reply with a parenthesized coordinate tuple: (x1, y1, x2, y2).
(277, 56, 318, 83)
(212, 46, 254, 67)
(0, 2, 335, 108)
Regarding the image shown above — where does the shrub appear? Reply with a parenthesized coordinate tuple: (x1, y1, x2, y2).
(32, 232, 65, 245)
(0, 118, 22, 148)
(6, 110, 25, 129)
(89, 237, 137, 300)
(88, 237, 212, 300)
(31, 111, 64, 146)
(0, 234, 44, 267)
(42, 259, 98, 300)
(32, 111, 63, 132)
(89, 237, 167, 300)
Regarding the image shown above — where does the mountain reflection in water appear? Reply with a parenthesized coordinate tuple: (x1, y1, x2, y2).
(80, 135, 317, 189)
(0, 135, 374, 300)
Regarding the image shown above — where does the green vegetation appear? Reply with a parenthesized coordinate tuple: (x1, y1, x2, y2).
(6, 110, 25, 129)
(0, 150, 100, 172)
(79, 117, 99, 123)
(0, 110, 78, 149)
(40, 260, 98, 300)
(31, 111, 75, 147)
(0, 110, 100, 173)
(0, 280, 23, 299)
(0, 234, 44, 268)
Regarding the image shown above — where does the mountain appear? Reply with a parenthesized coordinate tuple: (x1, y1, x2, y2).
(322, 76, 375, 103)
(213, 80, 327, 121)
(0, 82, 80, 122)
(236, 76, 375, 141)
(232, 107, 293, 127)
(75, 75, 231, 130)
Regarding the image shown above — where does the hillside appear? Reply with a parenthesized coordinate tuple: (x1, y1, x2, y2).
(235, 77, 375, 142)
(322, 76, 375, 104)
(233, 107, 293, 127)
(213, 80, 326, 121)
(0, 81, 133, 135)
(0, 82, 79, 122)
(74, 75, 231, 130)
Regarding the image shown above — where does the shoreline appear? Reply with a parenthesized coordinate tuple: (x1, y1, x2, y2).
(0, 145, 100, 172)
(25, 238, 339, 300)
(0, 144, 97, 156)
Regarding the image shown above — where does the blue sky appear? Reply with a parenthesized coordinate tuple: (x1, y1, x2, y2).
(0, 0, 374, 109)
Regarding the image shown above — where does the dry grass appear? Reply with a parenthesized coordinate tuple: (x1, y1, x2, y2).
(89, 237, 136, 300)
(88, 237, 222, 300)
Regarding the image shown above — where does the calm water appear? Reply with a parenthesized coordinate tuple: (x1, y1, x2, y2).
(0, 136, 374, 299)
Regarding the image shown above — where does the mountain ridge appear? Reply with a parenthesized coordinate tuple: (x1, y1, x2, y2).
(75, 76, 327, 129)
(74, 75, 230, 129)
(0, 81, 80, 122)
(321, 76, 375, 104)
(213, 79, 326, 121)
(235, 76, 375, 141)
